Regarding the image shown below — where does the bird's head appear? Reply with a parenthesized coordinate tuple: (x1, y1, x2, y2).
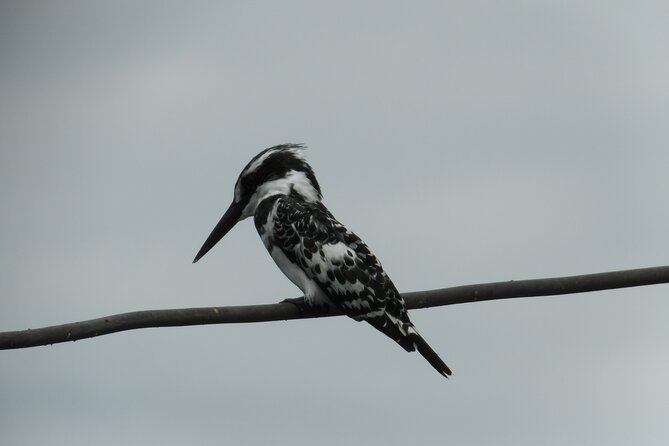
(193, 143, 321, 263)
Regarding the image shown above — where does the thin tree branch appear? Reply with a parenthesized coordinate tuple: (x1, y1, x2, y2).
(1, 266, 668, 350)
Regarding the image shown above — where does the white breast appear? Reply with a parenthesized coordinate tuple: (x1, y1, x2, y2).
(268, 246, 333, 308)
(258, 196, 333, 308)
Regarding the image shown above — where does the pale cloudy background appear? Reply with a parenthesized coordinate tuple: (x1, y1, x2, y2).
(1, 1, 668, 445)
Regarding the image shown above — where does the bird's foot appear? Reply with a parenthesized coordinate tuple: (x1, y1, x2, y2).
(280, 296, 309, 314)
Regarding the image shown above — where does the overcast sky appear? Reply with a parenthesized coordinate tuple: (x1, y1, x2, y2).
(1, 1, 668, 445)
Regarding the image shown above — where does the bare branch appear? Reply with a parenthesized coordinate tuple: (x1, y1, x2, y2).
(1, 266, 668, 350)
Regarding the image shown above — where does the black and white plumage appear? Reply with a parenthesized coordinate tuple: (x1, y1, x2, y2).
(193, 144, 451, 377)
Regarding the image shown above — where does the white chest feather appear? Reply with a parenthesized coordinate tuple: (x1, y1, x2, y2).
(258, 202, 331, 307)
(268, 245, 332, 308)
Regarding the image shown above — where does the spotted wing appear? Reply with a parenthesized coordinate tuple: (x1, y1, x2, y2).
(258, 195, 416, 351)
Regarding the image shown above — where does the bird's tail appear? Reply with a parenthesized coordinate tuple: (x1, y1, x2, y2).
(364, 314, 452, 378)
(410, 331, 452, 378)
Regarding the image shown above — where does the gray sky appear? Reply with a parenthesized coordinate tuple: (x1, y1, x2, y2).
(1, 1, 668, 445)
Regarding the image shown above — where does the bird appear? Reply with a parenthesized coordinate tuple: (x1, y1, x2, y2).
(193, 144, 452, 378)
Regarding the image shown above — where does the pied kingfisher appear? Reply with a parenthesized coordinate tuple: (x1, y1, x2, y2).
(193, 144, 451, 377)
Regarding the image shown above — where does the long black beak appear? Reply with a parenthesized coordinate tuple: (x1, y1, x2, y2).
(193, 200, 244, 263)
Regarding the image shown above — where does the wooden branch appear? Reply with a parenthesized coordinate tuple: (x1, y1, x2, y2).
(1, 266, 668, 350)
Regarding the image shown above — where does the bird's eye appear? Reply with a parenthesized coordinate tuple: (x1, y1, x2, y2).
(239, 176, 256, 197)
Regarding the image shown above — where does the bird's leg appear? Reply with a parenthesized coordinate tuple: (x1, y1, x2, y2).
(280, 296, 333, 315)
(280, 296, 309, 313)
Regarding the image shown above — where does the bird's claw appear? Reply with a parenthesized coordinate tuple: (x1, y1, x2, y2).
(280, 296, 308, 313)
